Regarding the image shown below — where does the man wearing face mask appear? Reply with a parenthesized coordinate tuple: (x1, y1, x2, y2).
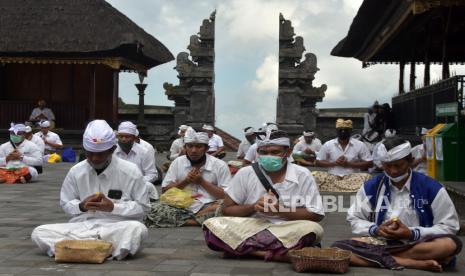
(236, 127, 256, 159)
(114, 121, 158, 201)
(315, 119, 373, 192)
(145, 129, 231, 227)
(31, 120, 150, 260)
(0, 123, 42, 183)
(203, 130, 325, 262)
(334, 137, 461, 272)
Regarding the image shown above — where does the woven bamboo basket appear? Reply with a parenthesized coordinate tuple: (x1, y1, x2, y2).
(55, 240, 113, 264)
(288, 247, 351, 273)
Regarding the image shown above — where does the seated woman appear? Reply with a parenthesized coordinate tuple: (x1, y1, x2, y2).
(333, 137, 462, 272)
(145, 130, 231, 227)
(203, 130, 325, 262)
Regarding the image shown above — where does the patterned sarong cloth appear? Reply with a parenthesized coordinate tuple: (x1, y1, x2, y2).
(313, 171, 371, 192)
(144, 201, 222, 228)
(0, 167, 31, 184)
(332, 234, 463, 270)
(203, 217, 324, 261)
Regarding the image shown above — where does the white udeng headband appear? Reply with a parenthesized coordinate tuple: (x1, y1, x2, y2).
(374, 141, 412, 163)
(303, 131, 314, 137)
(257, 137, 290, 148)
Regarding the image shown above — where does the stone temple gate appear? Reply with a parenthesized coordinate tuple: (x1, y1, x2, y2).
(164, 12, 326, 135)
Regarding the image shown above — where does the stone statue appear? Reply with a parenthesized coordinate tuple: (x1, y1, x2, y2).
(165, 12, 216, 130)
(277, 14, 326, 136)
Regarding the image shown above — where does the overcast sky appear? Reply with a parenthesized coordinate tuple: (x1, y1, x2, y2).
(108, 0, 465, 138)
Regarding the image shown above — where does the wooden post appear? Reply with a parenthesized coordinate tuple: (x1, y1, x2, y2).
(89, 65, 96, 120)
(424, 60, 430, 86)
(112, 71, 119, 125)
(399, 62, 405, 94)
(410, 62, 416, 91)
(442, 7, 451, 79)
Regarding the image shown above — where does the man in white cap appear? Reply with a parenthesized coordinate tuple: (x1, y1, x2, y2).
(293, 130, 322, 166)
(333, 137, 461, 272)
(243, 123, 279, 166)
(114, 121, 158, 201)
(202, 124, 225, 159)
(411, 128, 428, 174)
(31, 120, 150, 260)
(203, 130, 324, 262)
(34, 120, 63, 154)
(145, 130, 231, 227)
(0, 123, 42, 183)
(315, 119, 373, 192)
(24, 126, 45, 155)
(169, 125, 189, 161)
(236, 127, 256, 159)
(29, 99, 56, 128)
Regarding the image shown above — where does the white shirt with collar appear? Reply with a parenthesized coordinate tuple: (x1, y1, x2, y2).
(411, 144, 427, 174)
(29, 134, 45, 155)
(293, 138, 322, 154)
(31, 156, 150, 260)
(237, 139, 252, 158)
(225, 162, 325, 224)
(317, 138, 372, 176)
(208, 134, 224, 152)
(139, 138, 156, 156)
(114, 143, 158, 199)
(0, 139, 43, 168)
(169, 137, 184, 161)
(162, 154, 231, 213)
(30, 107, 55, 121)
(347, 173, 459, 239)
(34, 131, 62, 151)
(60, 156, 150, 222)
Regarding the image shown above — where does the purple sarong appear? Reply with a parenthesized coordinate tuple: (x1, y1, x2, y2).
(203, 228, 317, 261)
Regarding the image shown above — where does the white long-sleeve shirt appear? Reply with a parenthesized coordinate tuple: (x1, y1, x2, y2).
(29, 135, 45, 155)
(169, 138, 184, 161)
(60, 156, 150, 222)
(114, 143, 157, 184)
(30, 107, 55, 121)
(34, 131, 62, 151)
(347, 174, 459, 239)
(0, 140, 42, 167)
(293, 138, 322, 154)
(162, 154, 231, 213)
(317, 138, 372, 177)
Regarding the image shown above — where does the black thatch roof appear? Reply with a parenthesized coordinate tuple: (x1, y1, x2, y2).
(331, 0, 465, 64)
(0, 0, 174, 69)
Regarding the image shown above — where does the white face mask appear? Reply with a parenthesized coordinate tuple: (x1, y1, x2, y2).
(386, 170, 410, 183)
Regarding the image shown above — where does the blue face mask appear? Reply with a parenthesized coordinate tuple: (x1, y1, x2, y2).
(10, 134, 24, 144)
(257, 155, 285, 172)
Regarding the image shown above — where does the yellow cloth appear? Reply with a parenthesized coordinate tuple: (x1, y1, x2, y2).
(47, 153, 62, 163)
(336, 118, 353, 129)
(203, 217, 324, 250)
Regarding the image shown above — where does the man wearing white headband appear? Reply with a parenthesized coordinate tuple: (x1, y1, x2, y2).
(293, 130, 322, 166)
(243, 123, 279, 166)
(24, 126, 45, 155)
(335, 137, 461, 272)
(114, 121, 158, 201)
(0, 123, 42, 183)
(34, 120, 63, 154)
(314, 118, 373, 192)
(146, 130, 230, 227)
(168, 124, 189, 161)
(32, 120, 150, 260)
(204, 130, 325, 262)
(236, 127, 256, 159)
(202, 124, 225, 159)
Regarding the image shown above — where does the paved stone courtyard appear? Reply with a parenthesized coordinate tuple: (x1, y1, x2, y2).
(0, 162, 464, 276)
